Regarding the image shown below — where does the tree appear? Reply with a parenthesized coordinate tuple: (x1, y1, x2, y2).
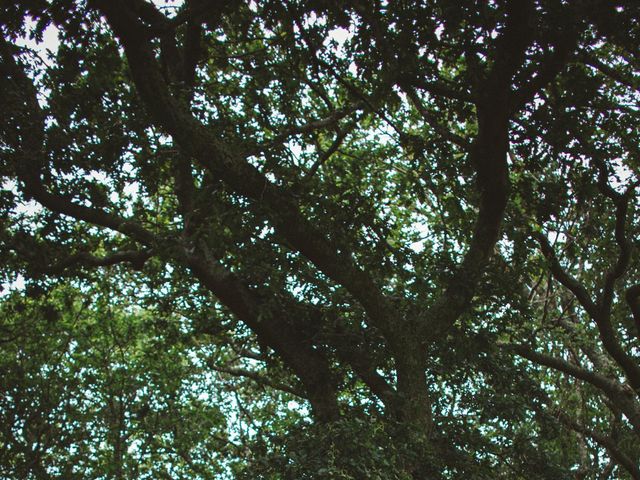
(1, 0, 639, 478)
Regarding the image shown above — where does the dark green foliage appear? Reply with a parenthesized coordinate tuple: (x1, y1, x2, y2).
(1, 1, 640, 479)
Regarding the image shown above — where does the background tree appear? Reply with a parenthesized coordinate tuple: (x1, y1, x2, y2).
(1, 0, 639, 478)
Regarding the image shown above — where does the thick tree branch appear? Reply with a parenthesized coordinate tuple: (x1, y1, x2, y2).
(484, 0, 536, 92)
(536, 232, 640, 389)
(600, 197, 632, 315)
(419, 95, 510, 340)
(554, 410, 640, 480)
(0, 37, 155, 247)
(509, 343, 640, 434)
(3, 32, 342, 421)
(183, 251, 340, 421)
(93, 0, 406, 356)
(171, 150, 198, 238)
(510, 19, 580, 112)
(419, 1, 536, 342)
(182, 18, 202, 96)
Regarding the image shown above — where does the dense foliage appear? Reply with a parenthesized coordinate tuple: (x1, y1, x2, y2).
(1, 0, 640, 478)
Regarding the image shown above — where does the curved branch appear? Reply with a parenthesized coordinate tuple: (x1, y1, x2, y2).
(508, 343, 640, 434)
(304, 122, 354, 179)
(554, 410, 640, 480)
(253, 102, 364, 155)
(537, 232, 640, 389)
(0, 37, 155, 247)
(420, 1, 536, 341)
(183, 250, 341, 421)
(401, 86, 471, 149)
(507, 343, 624, 397)
(93, 0, 405, 354)
(535, 233, 600, 319)
(592, 158, 637, 320)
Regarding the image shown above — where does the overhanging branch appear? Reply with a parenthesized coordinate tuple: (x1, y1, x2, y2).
(43, 250, 153, 275)
(508, 342, 640, 434)
(554, 409, 640, 480)
(94, 0, 406, 358)
(536, 232, 640, 389)
(208, 363, 306, 399)
(0, 36, 156, 248)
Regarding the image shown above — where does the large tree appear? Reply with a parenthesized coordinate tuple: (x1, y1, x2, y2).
(1, 0, 640, 478)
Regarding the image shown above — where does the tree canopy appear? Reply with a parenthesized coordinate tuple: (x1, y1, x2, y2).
(1, 0, 640, 478)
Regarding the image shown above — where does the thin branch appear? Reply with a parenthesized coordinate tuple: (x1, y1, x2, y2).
(43, 249, 153, 275)
(0, 37, 155, 248)
(209, 364, 306, 398)
(304, 123, 353, 180)
(254, 102, 364, 155)
(535, 232, 600, 319)
(626, 285, 640, 341)
(401, 76, 473, 103)
(600, 197, 633, 316)
(591, 158, 637, 319)
(401, 86, 471, 149)
(582, 51, 640, 92)
(508, 342, 640, 435)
